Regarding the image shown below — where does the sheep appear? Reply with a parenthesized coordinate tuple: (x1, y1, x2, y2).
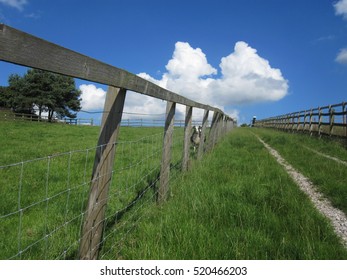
(190, 125, 202, 152)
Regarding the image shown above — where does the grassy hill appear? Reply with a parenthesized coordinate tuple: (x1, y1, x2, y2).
(1, 119, 346, 259)
(115, 128, 347, 259)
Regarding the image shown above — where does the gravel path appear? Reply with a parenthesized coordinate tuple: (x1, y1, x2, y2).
(256, 135, 347, 249)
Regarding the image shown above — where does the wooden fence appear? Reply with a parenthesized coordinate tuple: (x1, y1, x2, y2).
(0, 24, 236, 259)
(254, 102, 347, 138)
(120, 118, 208, 127)
(0, 111, 94, 125)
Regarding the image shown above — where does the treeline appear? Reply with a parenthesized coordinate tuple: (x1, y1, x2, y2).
(0, 69, 82, 121)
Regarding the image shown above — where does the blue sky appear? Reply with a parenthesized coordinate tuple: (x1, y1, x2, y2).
(1, 0, 347, 125)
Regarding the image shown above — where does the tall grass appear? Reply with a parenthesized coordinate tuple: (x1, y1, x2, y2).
(0, 120, 183, 259)
(115, 128, 347, 259)
(1, 120, 346, 259)
(254, 128, 347, 215)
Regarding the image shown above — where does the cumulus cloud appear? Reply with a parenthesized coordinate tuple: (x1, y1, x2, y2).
(153, 41, 287, 106)
(336, 48, 347, 64)
(0, 0, 27, 10)
(79, 41, 288, 122)
(334, 0, 347, 19)
(211, 41, 288, 105)
(165, 42, 217, 79)
(79, 84, 106, 111)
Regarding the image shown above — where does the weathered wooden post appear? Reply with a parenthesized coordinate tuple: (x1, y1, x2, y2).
(182, 106, 192, 171)
(79, 86, 126, 260)
(198, 109, 209, 160)
(329, 105, 334, 136)
(318, 107, 322, 136)
(309, 109, 314, 135)
(285, 114, 289, 131)
(158, 101, 176, 203)
(216, 113, 224, 144)
(223, 115, 228, 135)
(303, 110, 307, 133)
(207, 111, 218, 151)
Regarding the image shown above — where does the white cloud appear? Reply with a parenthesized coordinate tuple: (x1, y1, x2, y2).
(336, 48, 347, 64)
(79, 84, 106, 111)
(334, 0, 347, 19)
(211, 41, 288, 105)
(165, 42, 217, 79)
(0, 0, 27, 11)
(147, 41, 288, 107)
(79, 41, 288, 122)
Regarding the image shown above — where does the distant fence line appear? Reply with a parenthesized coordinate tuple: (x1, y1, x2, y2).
(0, 24, 236, 260)
(254, 102, 347, 139)
(0, 111, 95, 125)
(0, 111, 209, 127)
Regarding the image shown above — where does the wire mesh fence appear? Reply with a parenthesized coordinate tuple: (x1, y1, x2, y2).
(0, 126, 188, 260)
(0, 24, 235, 260)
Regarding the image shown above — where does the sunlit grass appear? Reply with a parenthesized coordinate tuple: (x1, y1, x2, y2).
(254, 128, 347, 214)
(116, 128, 347, 259)
(1, 120, 346, 260)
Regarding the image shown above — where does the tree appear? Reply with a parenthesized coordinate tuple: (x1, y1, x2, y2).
(7, 69, 82, 120)
(0, 86, 10, 108)
(7, 73, 35, 114)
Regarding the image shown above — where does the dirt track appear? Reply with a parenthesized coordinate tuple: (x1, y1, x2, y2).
(256, 135, 347, 249)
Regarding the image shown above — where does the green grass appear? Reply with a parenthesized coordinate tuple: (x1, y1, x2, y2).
(1, 120, 347, 260)
(108, 128, 347, 259)
(0, 119, 184, 259)
(254, 128, 347, 215)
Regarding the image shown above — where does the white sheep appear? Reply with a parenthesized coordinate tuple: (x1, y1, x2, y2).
(190, 125, 202, 152)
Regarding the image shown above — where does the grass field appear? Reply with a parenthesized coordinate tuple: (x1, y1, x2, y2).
(1, 119, 347, 259)
(0, 119, 184, 259)
(254, 129, 347, 215)
(115, 128, 347, 259)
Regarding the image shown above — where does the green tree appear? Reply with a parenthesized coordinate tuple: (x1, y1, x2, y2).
(7, 69, 82, 120)
(7, 73, 34, 114)
(0, 86, 10, 107)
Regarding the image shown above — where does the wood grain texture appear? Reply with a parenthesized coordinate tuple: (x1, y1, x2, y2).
(158, 101, 176, 203)
(79, 87, 126, 260)
(198, 109, 209, 160)
(0, 24, 224, 114)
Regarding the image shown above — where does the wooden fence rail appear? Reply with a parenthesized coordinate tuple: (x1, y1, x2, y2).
(0, 111, 95, 125)
(0, 24, 236, 259)
(254, 102, 347, 139)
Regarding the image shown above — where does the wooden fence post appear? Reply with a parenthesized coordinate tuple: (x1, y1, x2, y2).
(329, 105, 334, 136)
(182, 106, 192, 171)
(318, 107, 322, 136)
(303, 110, 307, 133)
(79, 86, 126, 260)
(309, 109, 313, 135)
(158, 101, 176, 203)
(216, 113, 224, 144)
(207, 111, 218, 151)
(198, 109, 209, 160)
(286, 114, 290, 131)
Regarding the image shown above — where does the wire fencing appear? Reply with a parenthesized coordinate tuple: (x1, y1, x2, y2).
(0, 126, 193, 259)
(0, 24, 236, 259)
